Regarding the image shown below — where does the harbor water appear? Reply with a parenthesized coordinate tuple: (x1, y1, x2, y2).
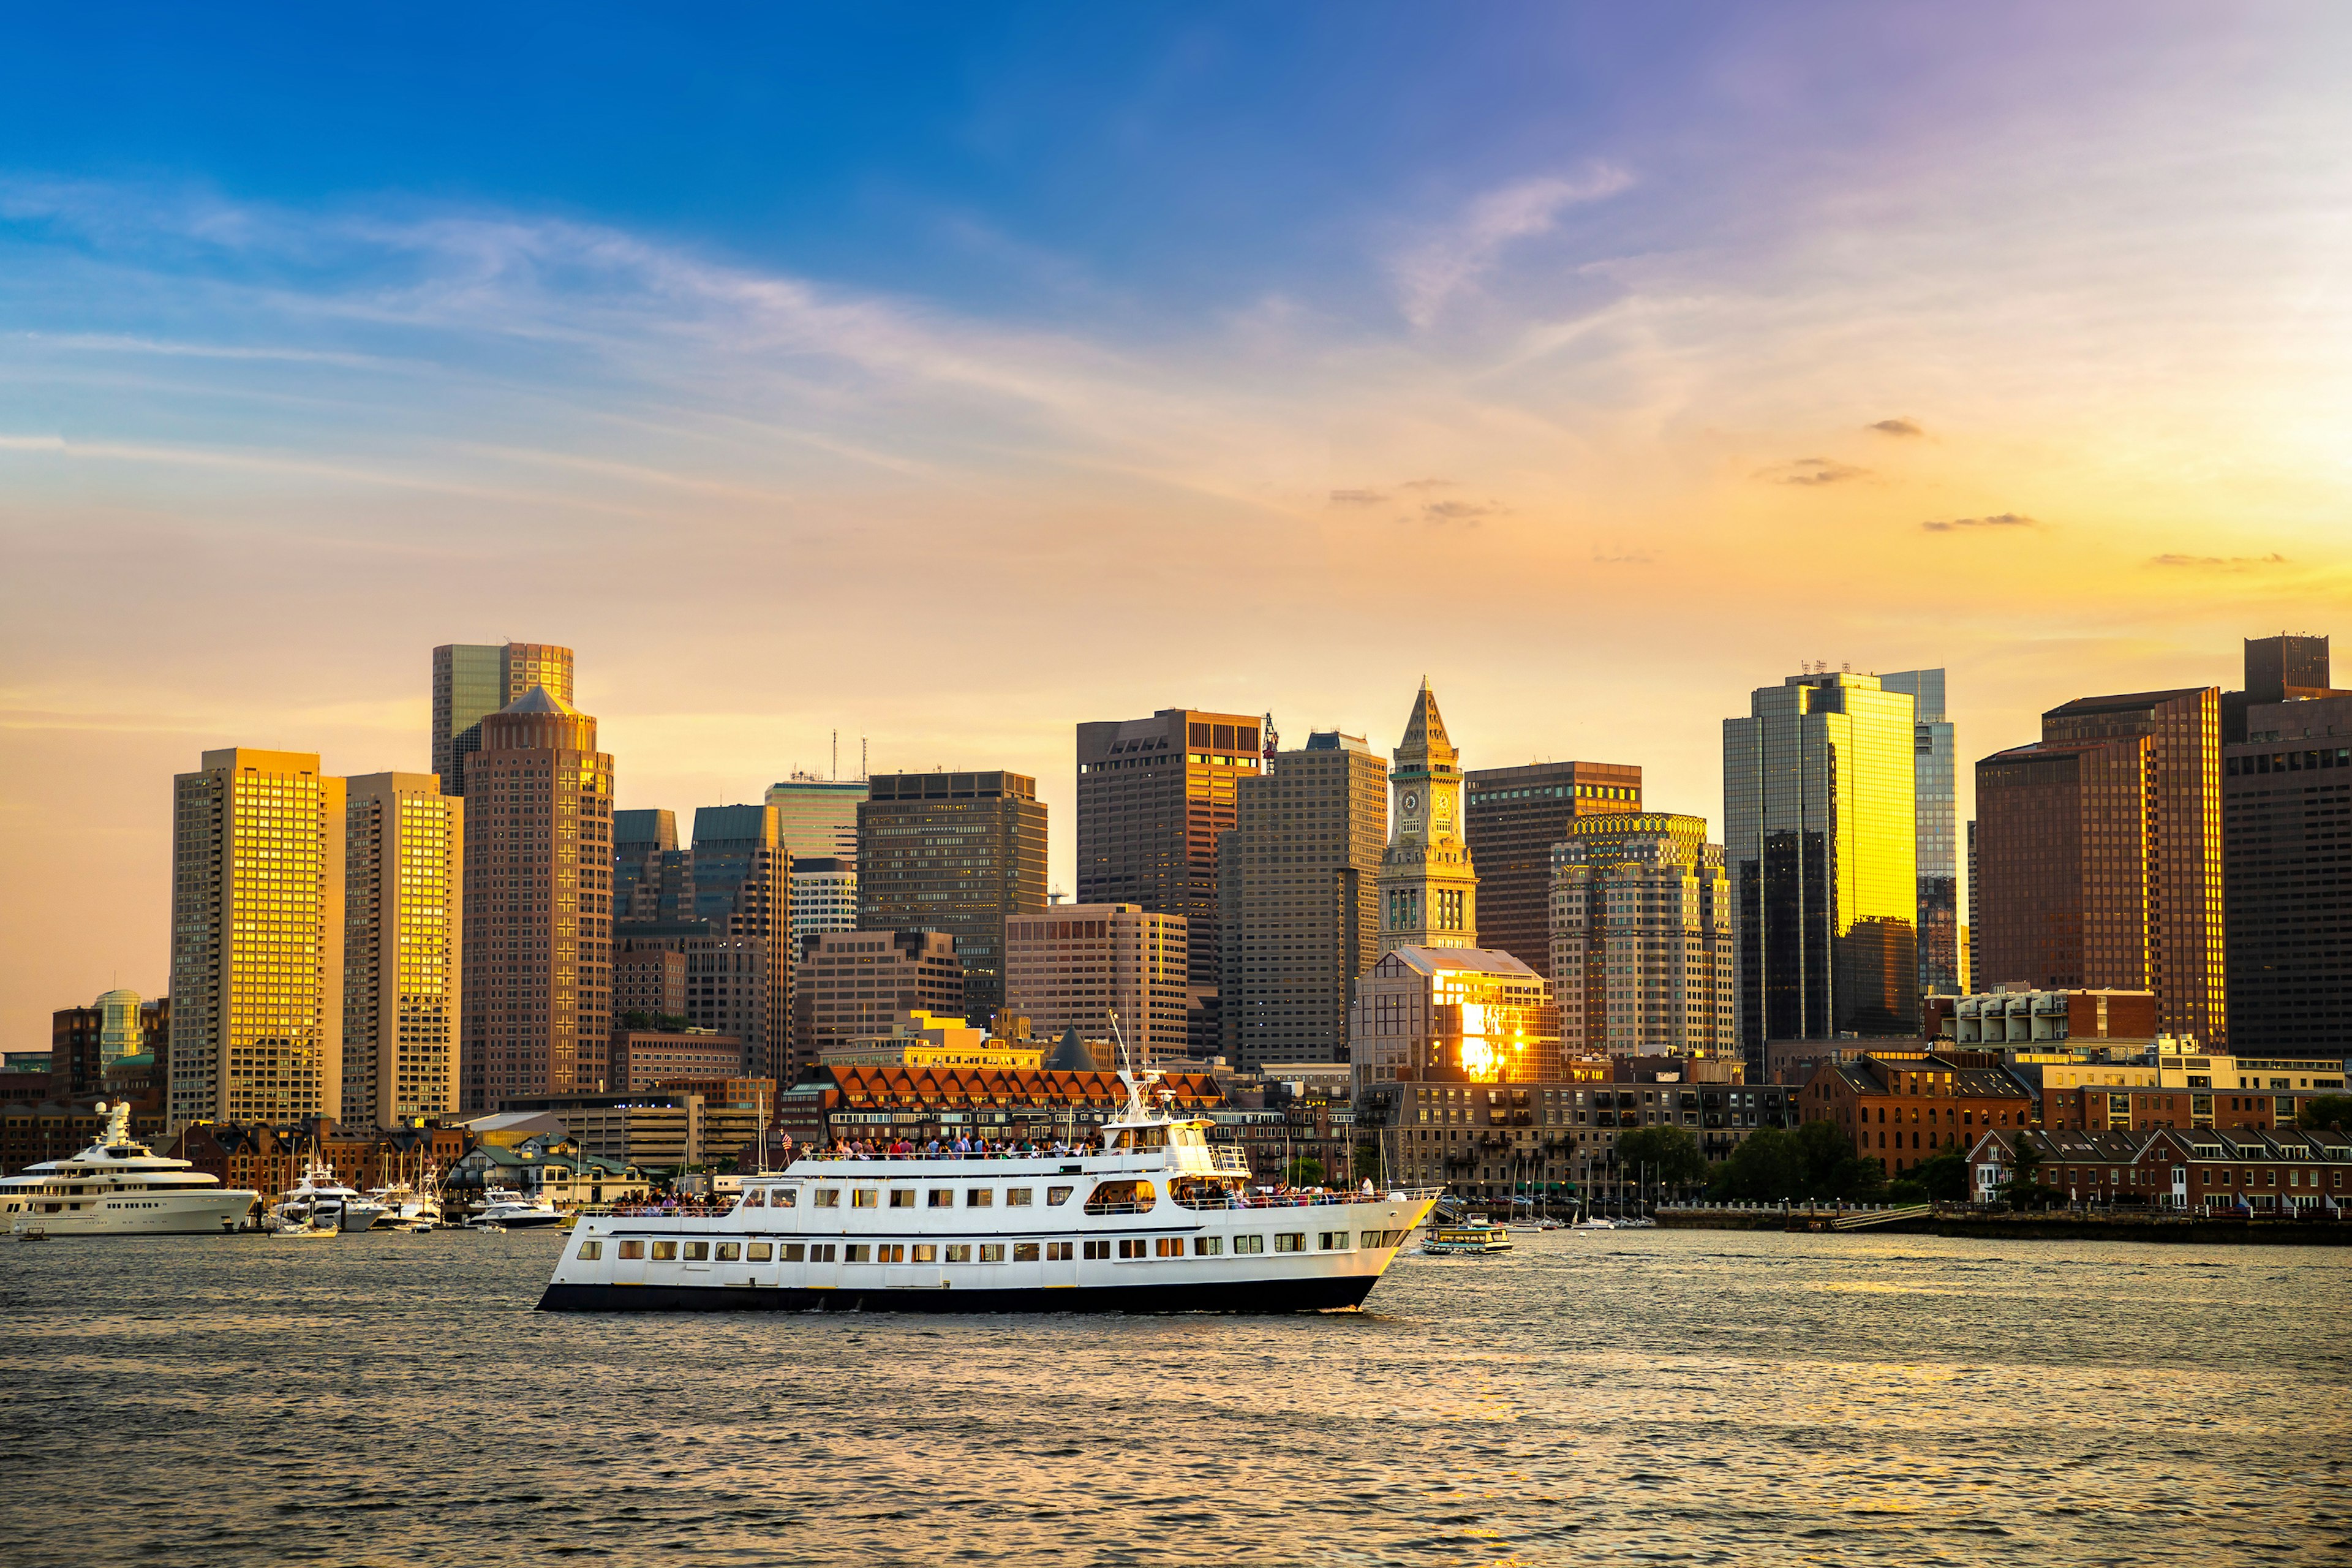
(2, 1227, 2343, 1566)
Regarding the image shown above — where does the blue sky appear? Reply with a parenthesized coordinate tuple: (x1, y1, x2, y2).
(3, 4, 2349, 1035)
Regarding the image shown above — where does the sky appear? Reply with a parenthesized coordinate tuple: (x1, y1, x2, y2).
(3, 4, 2349, 1046)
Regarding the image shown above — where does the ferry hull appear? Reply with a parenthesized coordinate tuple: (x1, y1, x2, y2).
(537, 1272, 1381, 1314)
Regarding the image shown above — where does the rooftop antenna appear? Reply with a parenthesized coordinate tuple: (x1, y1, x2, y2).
(832, 729, 838, 782)
(861, 737, 868, 780)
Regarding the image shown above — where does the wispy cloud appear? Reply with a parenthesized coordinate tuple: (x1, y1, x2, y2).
(1868, 417, 1924, 437)
(1418, 499, 1499, 527)
(2149, 552, 2290, 568)
(1327, 488, 1386, 505)
(1393, 165, 1634, 327)
(1593, 547, 1655, 565)
(1923, 512, 2038, 532)
(1757, 458, 1869, 486)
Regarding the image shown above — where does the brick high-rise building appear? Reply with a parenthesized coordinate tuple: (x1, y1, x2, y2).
(342, 772, 463, 1128)
(859, 771, 1046, 1018)
(792, 929, 966, 1071)
(431, 641, 574, 797)
(1076, 708, 1263, 1057)
(2223, 634, 2350, 1052)
(1723, 673, 1920, 1074)
(1549, 813, 1733, 1058)
(1216, 730, 1387, 1068)
(170, 748, 346, 1130)
(459, 689, 614, 1110)
(1463, 759, 1641, 978)
(1005, 903, 1189, 1068)
(1975, 685, 2224, 1046)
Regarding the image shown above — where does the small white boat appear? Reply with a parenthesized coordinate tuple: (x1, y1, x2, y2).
(1423, 1220, 1513, 1254)
(1569, 1216, 1617, 1231)
(469, 1189, 565, 1230)
(266, 1158, 364, 1234)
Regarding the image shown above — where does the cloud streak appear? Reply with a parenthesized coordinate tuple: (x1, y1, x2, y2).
(1393, 165, 1634, 328)
(1923, 512, 2038, 532)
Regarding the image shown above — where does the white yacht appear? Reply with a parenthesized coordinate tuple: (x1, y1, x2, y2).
(2, 1102, 255, 1237)
(265, 1158, 364, 1234)
(369, 1170, 445, 1231)
(471, 1189, 565, 1230)
(540, 1071, 1440, 1313)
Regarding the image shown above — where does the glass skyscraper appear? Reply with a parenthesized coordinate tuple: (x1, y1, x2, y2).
(764, 776, 867, 864)
(1722, 673, 1920, 1072)
(431, 641, 575, 796)
(1881, 669, 1961, 997)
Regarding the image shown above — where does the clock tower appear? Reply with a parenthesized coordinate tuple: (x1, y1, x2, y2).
(1378, 679, 1479, 951)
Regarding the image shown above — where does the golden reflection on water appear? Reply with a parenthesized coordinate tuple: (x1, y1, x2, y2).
(1, 1228, 2346, 1566)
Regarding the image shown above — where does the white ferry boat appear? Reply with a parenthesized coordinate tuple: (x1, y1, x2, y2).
(2, 1102, 256, 1237)
(540, 1072, 1439, 1313)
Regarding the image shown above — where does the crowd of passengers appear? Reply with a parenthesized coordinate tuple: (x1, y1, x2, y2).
(806, 1135, 1093, 1160)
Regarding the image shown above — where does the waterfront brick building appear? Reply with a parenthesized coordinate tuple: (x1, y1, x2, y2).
(1966, 1125, 2352, 1212)
(1076, 707, 1263, 1057)
(1798, 1051, 2038, 1175)
(1, 1096, 170, 1177)
(793, 930, 966, 1073)
(1464, 758, 1641, 980)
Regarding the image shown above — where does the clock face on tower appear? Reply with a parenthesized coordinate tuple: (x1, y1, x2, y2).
(1401, 790, 1420, 815)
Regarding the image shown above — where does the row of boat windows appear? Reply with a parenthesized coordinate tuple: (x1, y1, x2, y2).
(4, 1200, 172, 1212)
(575, 1227, 1414, 1265)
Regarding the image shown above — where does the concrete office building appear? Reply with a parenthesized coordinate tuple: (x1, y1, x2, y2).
(1005, 903, 1189, 1068)
(1549, 813, 1734, 1058)
(1723, 672, 1921, 1074)
(170, 748, 346, 1130)
(1464, 759, 1642, 979)
(791, 857, 858, 937)
(1216, 731, 1387, 1068)
(612, 1030, 745, 1091)
(459, 689, 614, 1110)
(1975, 685, 2225, 1046)
(793, 929, 966, 1071)
(858, 771, 1046, 1017)
(766, 775, 867, 864)
(342, 772, 463, 1128)
(2223, 635, 2350, 1052)
(1076, 708, 1263, 1058)
(431, 641, 574, 797)
(614, 947, 686, 1021)
(1881, 669, 1963, 998)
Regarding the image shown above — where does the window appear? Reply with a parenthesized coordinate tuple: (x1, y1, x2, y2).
(967, 1188, 994, 1207)
(1275, 1233, 1304, 1253)
(913, 1244, 937, 1262)
(852, 1189, 879, 1208)
(928, 1189, 953, 1207)
(774, 1188, 797, 1207)
(651, 1240, 678, 1261)
(1234, 1235, 1265, 1254)
(946, 1244, 973, 1263)
(575, 1240, 601, 1261)
(748, 1243, 774, 1262)
(617, 1239, 644, 1259)
(808, 1244, 835, 1262)
(1005, 1188, 1034, 1207)
(1047, 1185, 1074, 1206)
(1194, 1235, 1223, 1256)
(1153, 1237, 1183, 1257)
(813, 1189, 840, 1208)
(741, 1188, 764, 1208)
(1318, 1231, 1351, 1251)
(876, 1244, 905, 1263)
(889, 1189, 916, 1208)
(979, 1243, 1006, 1262)
(845, 1244, 872, 1262)
(716, 1242, 741, 1262)
(1118, 1238, 1148, 1259)
(1361, 1231, 1388, 1250)
(1084, 1239, 1110, 1260)
(1014, 1242, 1042, 1262)
(1047, 1241, 1074, 1261)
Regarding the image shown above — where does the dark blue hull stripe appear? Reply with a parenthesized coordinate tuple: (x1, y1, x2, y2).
(538, 1274, 1381, 1314)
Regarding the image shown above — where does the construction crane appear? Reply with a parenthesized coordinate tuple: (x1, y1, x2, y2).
(1261, 711, 1279, 772)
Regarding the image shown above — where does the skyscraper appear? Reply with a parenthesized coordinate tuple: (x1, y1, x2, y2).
(859, 771, 1047, 1018)
(1722, 672, 1920, 1071)
(1005, 903, 1189, 1067)
(170, 748, 346, 1130)
(611, 808, 677, 916)
(793, 929, 966, 1068)
(1217, 729, 1387, 1068)
(686, 803, 791, 1079)
(459, 688, 614, 1110)
(765, 775, 867, 864)
(1076, 707, 1262, 1056)
(342, 772, 462, 1127)
(1548, 812, 1733, 1058)
(1880, 669, 1962, 997)
(431, 641, 575, 796)
(2224, 656, 2350, 1050)
(1464, 759, 1642, 978)
(790, 858, 858, 937)
(1974, 685, 2224, 1044)
(1378, 682, 1480, 952)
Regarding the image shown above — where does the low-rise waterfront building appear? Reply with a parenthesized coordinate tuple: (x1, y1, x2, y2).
(1966, 1125, 2352, 1212)
(1798, 1052, 2039, 1175)
(448, 1131, 650, 1206)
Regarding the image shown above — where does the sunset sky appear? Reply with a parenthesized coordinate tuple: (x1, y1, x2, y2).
(4, 5, 2348, 1045)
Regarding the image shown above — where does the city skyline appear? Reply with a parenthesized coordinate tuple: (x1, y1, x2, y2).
(6, 8, 2351, 1046)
